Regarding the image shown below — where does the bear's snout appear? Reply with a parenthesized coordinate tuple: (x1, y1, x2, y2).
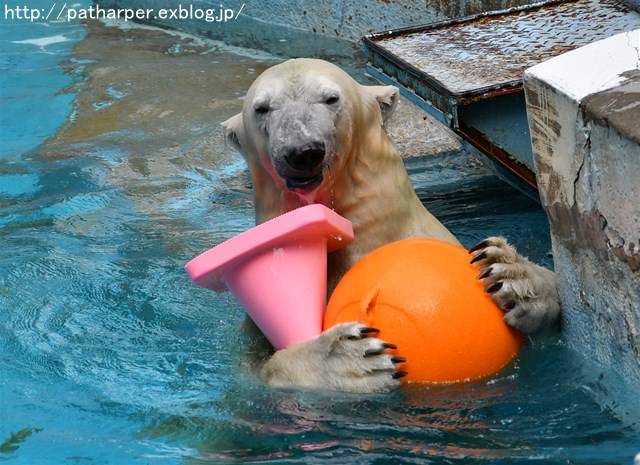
(285, 142, 325, 172)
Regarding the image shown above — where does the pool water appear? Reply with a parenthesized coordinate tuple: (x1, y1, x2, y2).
(1, 6, 639, 465)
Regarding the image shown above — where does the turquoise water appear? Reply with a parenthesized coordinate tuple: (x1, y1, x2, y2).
(1, 1, 86, 158)
(1, 5, 639, 464)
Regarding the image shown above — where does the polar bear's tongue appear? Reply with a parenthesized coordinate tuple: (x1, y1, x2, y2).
(285, 173, 325, 205)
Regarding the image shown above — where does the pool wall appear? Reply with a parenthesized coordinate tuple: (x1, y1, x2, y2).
(97, 0, 536, 58)
(525, 30, 640, 425)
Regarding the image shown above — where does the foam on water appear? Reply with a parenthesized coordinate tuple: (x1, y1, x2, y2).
(11, 34, 72, 47)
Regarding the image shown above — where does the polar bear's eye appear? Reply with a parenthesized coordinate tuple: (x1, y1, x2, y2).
(254, 104, 270, 115)
(324, 96, 340, 105)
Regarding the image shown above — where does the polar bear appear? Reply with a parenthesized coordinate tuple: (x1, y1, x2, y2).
(222, 58, 560, 393)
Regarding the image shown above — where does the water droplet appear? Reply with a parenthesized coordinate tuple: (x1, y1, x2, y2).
(327, 169, 336, 211)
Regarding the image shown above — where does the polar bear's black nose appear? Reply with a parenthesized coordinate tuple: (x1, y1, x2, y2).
(284, 142, 325, 172)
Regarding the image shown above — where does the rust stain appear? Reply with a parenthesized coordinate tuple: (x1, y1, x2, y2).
(581, 70, 640, 146)
(612, 244, 640, 271)
(547, 203, 640, 272)
(456, 123, 538, 191)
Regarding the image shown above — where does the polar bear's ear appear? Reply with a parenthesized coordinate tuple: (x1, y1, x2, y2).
(371, 85, 399, 125)
(221, 113, 243, 151)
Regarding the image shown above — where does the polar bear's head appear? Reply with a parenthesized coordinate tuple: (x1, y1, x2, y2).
(222, 59, 398, 220)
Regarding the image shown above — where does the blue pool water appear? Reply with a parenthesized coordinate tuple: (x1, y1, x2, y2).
(1, 5, 639, 464)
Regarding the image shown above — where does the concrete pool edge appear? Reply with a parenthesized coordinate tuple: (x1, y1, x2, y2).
(525, 30, 640, 427)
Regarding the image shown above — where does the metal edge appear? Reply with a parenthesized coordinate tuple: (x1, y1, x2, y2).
(455, 123, 538, 192)
(364, 63, 454, 125)
(457, 83, 524, 104)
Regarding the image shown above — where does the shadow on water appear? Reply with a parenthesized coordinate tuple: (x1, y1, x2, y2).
(1, 10, 639, 465)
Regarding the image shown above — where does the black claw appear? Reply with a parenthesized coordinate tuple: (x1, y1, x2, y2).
(476, 267, 493, 280)
(503, 301, 516, 311)
(485, 281, 503, 293)
(360, 327, 380, 336)
(383, 342, 398, 350)
(364, 348, 384, 357)
(469, 240, 489, 254)
(391, 357, 407, 364)
(392, 370, 409, 380)
(470, 251, 487, 264)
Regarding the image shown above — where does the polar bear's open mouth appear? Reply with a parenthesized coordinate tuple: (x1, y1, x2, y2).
(279, 144, 327, 192)
(284, 172, 324, 192)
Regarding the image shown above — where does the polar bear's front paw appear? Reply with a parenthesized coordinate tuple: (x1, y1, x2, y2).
(470, 236, 560, 334)
(258, 323, 406, 393)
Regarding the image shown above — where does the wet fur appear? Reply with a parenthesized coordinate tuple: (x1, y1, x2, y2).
(222, 58, 560, 393)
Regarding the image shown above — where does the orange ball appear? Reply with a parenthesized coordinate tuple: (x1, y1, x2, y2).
(324, 238, 524, 383)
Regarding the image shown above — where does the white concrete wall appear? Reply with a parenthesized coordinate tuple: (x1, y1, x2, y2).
(524, 30, 640, 425)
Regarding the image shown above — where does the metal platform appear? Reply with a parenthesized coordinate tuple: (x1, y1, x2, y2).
(363, 0, 640, 192)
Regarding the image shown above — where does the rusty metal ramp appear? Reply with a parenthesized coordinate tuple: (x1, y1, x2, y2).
(363, 0, 640, 192)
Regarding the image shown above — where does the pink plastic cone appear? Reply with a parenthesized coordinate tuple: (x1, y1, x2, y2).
(185, 204, 354, 349)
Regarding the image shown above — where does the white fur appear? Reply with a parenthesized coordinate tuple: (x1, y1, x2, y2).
(222, 58, 561, 393)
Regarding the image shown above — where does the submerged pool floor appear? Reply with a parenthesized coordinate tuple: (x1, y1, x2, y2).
(1, 9, 639, 465)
